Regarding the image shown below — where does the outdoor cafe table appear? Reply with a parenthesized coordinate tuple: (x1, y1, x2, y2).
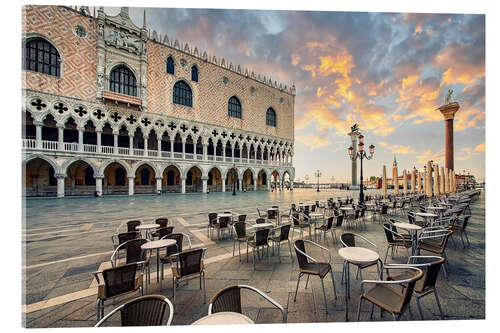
(338, 247, 380, 321)
(309, 212, 324, 240)
(141, 238, 176, 283)
(136, 223, 160, 240)
(192, 312, 254, 325)
(416, 212, 438, 226)
(268, 207, 279, 224)
(393, 222, 422, 255)
(426, 206, 448, 217)
(252, 222, 273, 229)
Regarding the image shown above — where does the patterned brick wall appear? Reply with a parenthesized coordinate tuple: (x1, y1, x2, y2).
(146, 41, 295, 141)
(22, 5, 98, 102)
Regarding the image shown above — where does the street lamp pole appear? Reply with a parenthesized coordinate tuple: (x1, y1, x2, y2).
(315, 170, 322, 192)
(348, 134, 375, 205)
(231, 164, 238, 196)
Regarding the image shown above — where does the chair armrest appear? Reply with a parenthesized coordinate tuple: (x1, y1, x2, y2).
(92, 270, 103, 285)
(95, 303, 125, 327)
(239, 285, 287, 323)
(293, 242, 318, 263)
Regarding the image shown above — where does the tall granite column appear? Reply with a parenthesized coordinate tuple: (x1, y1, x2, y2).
(437, 102, 460, 171)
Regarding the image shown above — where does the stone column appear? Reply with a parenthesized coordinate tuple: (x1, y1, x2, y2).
(252, 178, 256, 191)
(382, 165, 387, 197)
(290, 176, 294, 191)
(182, 138, 186, 159)
(157, 138, 162, 156)
(34, 121, 43, 149)
(202, 176, 208, 193)
(403, 170, 408, 195)
(128, 176, 135, 195)
(394, 166, 399, 195)
(96, 129, 102, 153)
(144, 137, 148, 156)
(181, 177, 186, 194)
(113, 133, 118, 154)
(267, 178, 271, 191)
(438, 102, 460, 171)
(222, 142, 226, 160)
(203, 142, 208, 161)
(57, 124, 64, 151)
(95, 175, 103, 196)
(129, 135, 134, 155)
(222, 179, 226, 192)
(231, 147, 235, 162)
(78, 127, 84, 152)
(170, 137, 174, 155)
(56, 173, 65, 198)
(348, 130, 360, 186)
(247, 148, 250, 161)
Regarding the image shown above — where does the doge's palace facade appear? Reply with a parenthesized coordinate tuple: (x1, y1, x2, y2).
(22, 6, 295, 197)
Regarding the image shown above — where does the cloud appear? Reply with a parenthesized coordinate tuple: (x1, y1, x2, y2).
(416, 149, 445, 164)
(473, 142, 485, 153)
(296, 133, 332, 150)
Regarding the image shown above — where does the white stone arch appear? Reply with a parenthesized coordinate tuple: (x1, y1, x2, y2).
(61, 157, 99, 177)
(23, 153, 61, 174)
(241, 167, 255, 180)
(182, 163, 204, 178)
(159, 162, 184, 178)
(205, 165, 223, 179)
(131, 161, 160, 177)
(37, 109, 57, 124)
(99, 159, 133, 178)
(281, 169, 292, 183)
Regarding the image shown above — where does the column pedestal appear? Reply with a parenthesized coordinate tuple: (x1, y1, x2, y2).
(156, 177, 162, 194)
(202, 177, 208, 193)
(128, 177, 134, 196)
(181, 177, 186, 194)
(56, 174, 65, 198)
(95, 176, 103, 196)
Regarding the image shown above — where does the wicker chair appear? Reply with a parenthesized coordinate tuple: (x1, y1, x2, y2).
(207, 212, 218, 239)
(208, 285, 287, 323)
(127, 220, 141, 232)
(247, 228, 270, 269)
(95, 295, 174, 327)
(159, 233, 192, 289)
(214, 216, 231, 240)
(232, 221, 253, 261)
(356, 266, 423, 321)
(291, 212, 312, 240)
(255, 217, 266, 224)
(340, 233, 380, 281)
(386, 256, 445, 319)
(93, 263, 145, 321)
(417, 229, 453, 278)
(169, 248, 206, 303)
(256, 208, 266, 218)
(270, 224, 293, 261)
(267, 208, 278, 225)
(111, 231, 139, 251)
(449, 215, 471, 248)
(294, 239, 337, 313)
(151, 218, 169, 239)
(382, 223, 412, 263)
(156, 226, 174, 240)
(237, 214, 247, 223)
(314, 216, 335, 243)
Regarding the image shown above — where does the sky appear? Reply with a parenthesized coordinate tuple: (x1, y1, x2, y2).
(103, 6, 485, 183)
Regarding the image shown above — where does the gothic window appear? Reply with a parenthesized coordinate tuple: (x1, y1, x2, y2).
(24, 38, 61, 77)
(85, 167, 95, 186)
(173, 81, 192, 107)
(266, 107, 277, 127)
(140, 169, 150, 185)
(191, 65, 198, 82)
(228, 96, 242, 119)
(109, 65, 137, 96)
(166, 56, 175, 74)
(115, 167, 126, 186)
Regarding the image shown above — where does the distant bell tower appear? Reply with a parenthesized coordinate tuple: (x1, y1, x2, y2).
(392, 155, 398, 179)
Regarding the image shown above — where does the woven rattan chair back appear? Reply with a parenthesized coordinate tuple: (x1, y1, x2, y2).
(461, 215, 471, 230)
(158, 227, 174, 239)
(178, 248, 204, 277)
(408, 212, 416, 224)
(102, 263, 138, 298)
(165, 233, 184, 256)
(155, 218, 169, 228)
(335, 215, 344, 227)
(311, 205, 316, 212)
(119, 295, 169, 326)
(381, 204, 388, 215)
(254, 228, 270, 246)
(208, 213, 218, 226)
(210, 286, 242, 314)
(279, 224, 291, 241)
(340, 233, 356, 247)
(127, 220, 141, 232)
(233, 222, 247, 238)
(125, 239, 148, 264)
(256, 218, 266, 224)
(294, 240, 309, 269)
(291, 213, 300, 226)
(118, 231, 139, 246)
(383, 223, 396, 243)
(354, 209, 360, 219)
(268, 209, 277, 220)
(219, 216, 230, 228)
(409, 256, 445, 293)
(325, 216, 334, 230)
(238, 214, 247, 223)
(398, 268, 423, 312)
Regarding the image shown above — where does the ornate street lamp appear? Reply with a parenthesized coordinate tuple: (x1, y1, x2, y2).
(314, 170, 322, 192)
(347, 134, 375, 205)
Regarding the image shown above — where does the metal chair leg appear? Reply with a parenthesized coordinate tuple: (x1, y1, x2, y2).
(416, 296, 424, 319)
(294, 273, 302, 302)
(320, 278, 328, 313)
(305, 275, 310, 289)
(434, 289, 444, 319)
(356, 297, 363, 321)
(330, 268, 337, 299)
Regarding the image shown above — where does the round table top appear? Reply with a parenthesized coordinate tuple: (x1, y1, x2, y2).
(340, 207, 353, 210)
(141, 239, 176, 250)
(253, 222, 273, 228)
(416, 212, 438, 217)
(309, 213, 323, 218)
(394, 222, 422, 231)
(427, 206, 447, 210)
(136, 224, 160, 230)
(192, 312, 254, 325)
(338, 247, 379, 265)
(218, 213, 233, 218)
(364, 203, 376, 206)
(268, 207, 278, 211)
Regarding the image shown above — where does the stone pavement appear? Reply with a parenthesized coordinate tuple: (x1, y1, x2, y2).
(22, 190, 485, 327)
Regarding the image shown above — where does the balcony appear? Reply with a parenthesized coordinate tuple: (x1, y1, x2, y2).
(102, 90, 141, 106)
(22, 139, 293, 168)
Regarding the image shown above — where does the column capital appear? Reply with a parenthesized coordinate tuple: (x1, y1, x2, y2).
(55, 173, 66, 179)
(56, 123, 66, 129)
(155, 176, 163, 180)
(94, 175, 104, 179)
(128, 176, 135, 179)
(201, 176, 209, 181)
(33, 120, 44, 127)
(438, 102, 460, 120)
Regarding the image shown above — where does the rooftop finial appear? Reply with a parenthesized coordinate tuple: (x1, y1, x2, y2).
(143, 9, 147, 28)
